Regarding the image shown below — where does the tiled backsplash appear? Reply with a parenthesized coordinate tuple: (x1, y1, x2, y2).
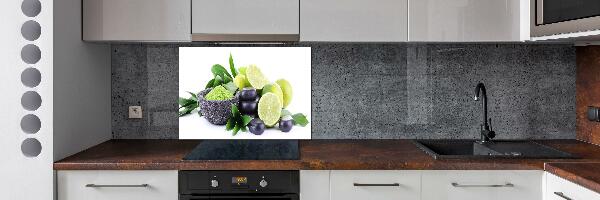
(112, 43, 576, 139)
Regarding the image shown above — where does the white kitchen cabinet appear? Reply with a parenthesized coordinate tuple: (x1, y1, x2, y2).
(57, 170, 178, 200)
(300, 0, 408, 42)
(421, 170, 543, 200)
(191, 0, 299, 41)
(300, 171, 330, 200)
(329, 170, 420, 200)
(545, 172, 600, 200)
(82, 0, 191, 41)
(409, 0, 529, 42)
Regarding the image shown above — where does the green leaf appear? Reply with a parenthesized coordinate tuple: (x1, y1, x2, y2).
(225, 118, 235, 131)
(292, 113, 309, 127)
(205, 78, 215, 89)
(223, 82, 238, 94)
(212, 64, 232, 81)
(186, 91, 198, 101)
(280, 109, 292, 118)
(240, 126, 247, 132)
(231, 104, 240, 118)
(179, 107, 195, 117)
(232, 124, 241, 135)
(179, 97, 191, 106)
(241, 115, 253, 126)
(229, 53, 237, 77)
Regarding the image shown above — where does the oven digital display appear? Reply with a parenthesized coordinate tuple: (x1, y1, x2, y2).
(232, 176, 248, 185)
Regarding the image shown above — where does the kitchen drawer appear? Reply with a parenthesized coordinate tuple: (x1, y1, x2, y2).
(330, 170, 420, 200)
(545, 172, 600, 200)
(57, 170, 178, 200)
(422, 170, 543, 200)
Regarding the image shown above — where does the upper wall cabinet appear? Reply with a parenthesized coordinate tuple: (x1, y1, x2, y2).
(82, 0, 191, 42)
(191, 0, 300, 41)
(300, 0, 408, 42)
(409, 0, 530, 42)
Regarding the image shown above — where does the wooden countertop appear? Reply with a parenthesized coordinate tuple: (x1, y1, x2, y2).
(545, 162, 600, 194)
(54, 139, 600, 171)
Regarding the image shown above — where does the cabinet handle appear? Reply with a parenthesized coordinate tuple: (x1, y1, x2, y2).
(553, 192, 573, 200)
(353, 183, 400, 187)
(451, 182, 514, 188)
(85, 184, 149, 188)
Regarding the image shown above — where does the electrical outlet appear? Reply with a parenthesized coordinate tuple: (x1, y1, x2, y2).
(128, 106, 143, 119)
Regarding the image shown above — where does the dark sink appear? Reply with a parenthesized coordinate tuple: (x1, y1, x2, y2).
(413, 140, 576, 160)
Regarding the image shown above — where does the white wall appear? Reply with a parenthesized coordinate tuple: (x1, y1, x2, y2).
(53, 0, 111, 161)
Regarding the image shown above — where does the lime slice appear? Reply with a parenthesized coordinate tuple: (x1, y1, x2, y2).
(246, 65, 269, 89)
(262, 83, 284, 106)
(234, 74, 250, 90)
(258, 93, 282, 127)
(275, 79, 293, 108)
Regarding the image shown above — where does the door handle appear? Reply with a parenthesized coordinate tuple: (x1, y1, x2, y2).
(451, 182, 514, 188)
(553, 192, 573, 200)
(353, 183, 400, 187)
(85, 184, 149, 188)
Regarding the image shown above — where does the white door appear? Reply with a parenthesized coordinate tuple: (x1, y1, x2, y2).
(0, 0, 53, 199)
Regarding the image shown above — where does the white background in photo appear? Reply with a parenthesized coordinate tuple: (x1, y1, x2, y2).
(179, 47, 312, 139)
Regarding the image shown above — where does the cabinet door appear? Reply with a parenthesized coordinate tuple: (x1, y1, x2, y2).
(409, 0, 529, 42)
(191, 0, 299, 40)
(330, 171, 420, 200)
(422, 170, 543, 200)
(300, 171, 330, 200)
(300, 0, 408, 42)
(82, 0, 191, 41)
(57, 170, 178, 200)
(545, 172, 600, 200)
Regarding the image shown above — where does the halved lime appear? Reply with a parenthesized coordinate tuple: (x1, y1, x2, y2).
(262, 83, 284, 106)
(258, 93, 282, 127)
(246, 65, 269, 89)
(275, 79, 293, 108)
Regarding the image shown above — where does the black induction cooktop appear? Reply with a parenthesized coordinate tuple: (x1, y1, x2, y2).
(183, 140, 300, 160)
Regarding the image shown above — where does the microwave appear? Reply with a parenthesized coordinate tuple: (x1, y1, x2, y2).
(532, 0, 600, 37)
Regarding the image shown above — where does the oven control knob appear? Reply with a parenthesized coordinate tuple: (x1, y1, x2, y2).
(259, 179, 268, 188)
(210, 179, 219, 188)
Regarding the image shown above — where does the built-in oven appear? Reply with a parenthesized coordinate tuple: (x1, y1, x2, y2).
(179, 171, 299, 200)
(532, 0, 600, 37)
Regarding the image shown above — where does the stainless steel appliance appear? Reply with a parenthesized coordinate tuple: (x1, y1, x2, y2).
(179, 171, 299, 200)
(532, 0, 600, 37)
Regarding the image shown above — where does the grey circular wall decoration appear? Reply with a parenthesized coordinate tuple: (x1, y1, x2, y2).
(21, 138, 42, 157)
(21, 20, 41, 41)
(20, 114, 41, 134)
(21, 68, 41, 88)
(21, 44, 41, 64)
(21, 0, 41, 17)
(21, 91, 42, 111)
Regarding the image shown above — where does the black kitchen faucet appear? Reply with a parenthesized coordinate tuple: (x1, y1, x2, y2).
(474, 82, 495, 143)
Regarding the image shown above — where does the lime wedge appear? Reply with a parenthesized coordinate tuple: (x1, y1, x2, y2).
(258, 93, 282, 127)
(234, 74, 250, 90)
(238, 66, 247, 76)
(275, 79, 293, 108)
(262, 83, 284, 106)
(246, 65, 269, 89)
